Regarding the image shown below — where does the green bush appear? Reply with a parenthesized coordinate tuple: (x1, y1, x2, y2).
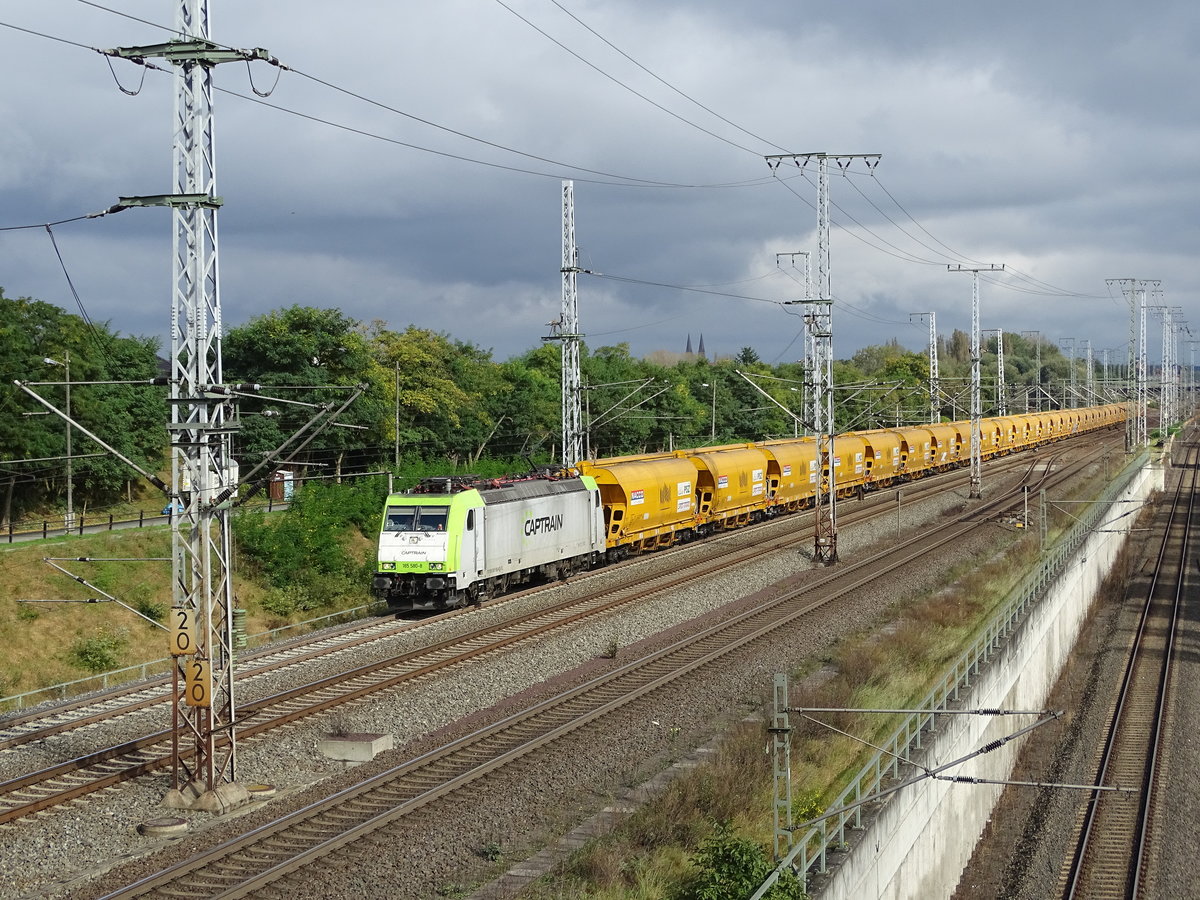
(232, 475, 381, 602)
(675, 828, 805, 900)
(66, 628, 128, 674)
(132, 596, 167, 623)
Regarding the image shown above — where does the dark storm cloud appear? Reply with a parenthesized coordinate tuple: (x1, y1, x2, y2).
(2, 0, 1197, 364)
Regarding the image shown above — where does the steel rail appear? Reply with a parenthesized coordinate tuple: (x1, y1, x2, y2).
(1062, 437, 1194, 898)
(0, 485, 899, 825)
(96, 444, 1098, 899)
(0, 436, 989, 745)
(0, 439, 1059, 818)
(0, 435, 1113, 830)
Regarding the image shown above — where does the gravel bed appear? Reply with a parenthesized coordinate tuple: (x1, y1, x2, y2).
(952, 455, 1200, 899)
(1, 465, 1038, 899)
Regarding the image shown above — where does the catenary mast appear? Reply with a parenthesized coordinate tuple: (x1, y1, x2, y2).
(766, 152, 880, 564)
(547, 181, 584, 468)
(111, 1, 277, 808)
(949, 264, 1003, 499)
(909, 312, 939, 423)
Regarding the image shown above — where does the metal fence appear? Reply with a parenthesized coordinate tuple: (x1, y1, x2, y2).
(762, 448, 1151, 894)
(1, 498, 288, 544)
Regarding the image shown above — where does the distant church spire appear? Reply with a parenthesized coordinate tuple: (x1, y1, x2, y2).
(697, 333, 707, 359)
(685, 333, 694, 355)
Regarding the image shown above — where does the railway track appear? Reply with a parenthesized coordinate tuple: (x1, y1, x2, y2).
(0, 447, 990, 753)
(1059, 433, 1194, 898)
(93, 443, 1103, 898)
(0, 446, 1033, 826)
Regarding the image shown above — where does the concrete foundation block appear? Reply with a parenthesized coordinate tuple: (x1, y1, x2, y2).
(162, 780, 251, 814)
(318, 732, 394, 762)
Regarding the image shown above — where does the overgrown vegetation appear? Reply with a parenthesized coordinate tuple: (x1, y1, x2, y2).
(530, 527, 1041, 899)
(676, 828, 805, 900)
(232, 478, 382, 617)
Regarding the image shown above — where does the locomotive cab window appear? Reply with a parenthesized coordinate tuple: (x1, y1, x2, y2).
(417, 507, 449, 531)
(384, 506, 417, 531)
(384, 506, 449, 532)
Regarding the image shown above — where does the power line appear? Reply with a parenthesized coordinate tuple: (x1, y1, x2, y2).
(492, 0, 765, 156)
(579, 268, 788, 307)
(860, 173, 1109, 300)
(772, 170, 943, 267)
(543, 0, 789, 154)
(19, 6, 777, 190)
(269, 73, 769, 190)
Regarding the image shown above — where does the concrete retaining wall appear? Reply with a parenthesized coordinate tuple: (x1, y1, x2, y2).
(818, 458, 1160, 900)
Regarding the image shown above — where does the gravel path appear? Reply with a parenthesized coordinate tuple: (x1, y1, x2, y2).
(0, 461, 1073, 900)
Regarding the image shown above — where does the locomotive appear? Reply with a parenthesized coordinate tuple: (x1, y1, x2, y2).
(372, 404, 1125, 610)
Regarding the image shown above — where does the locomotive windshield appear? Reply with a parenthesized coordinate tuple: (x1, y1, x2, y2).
(384, 505, 449, 532)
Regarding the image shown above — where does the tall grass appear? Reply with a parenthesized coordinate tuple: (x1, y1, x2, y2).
(528, 527, 1045, 899)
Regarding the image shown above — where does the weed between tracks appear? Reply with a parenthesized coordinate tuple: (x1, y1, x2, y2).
(523, 526, 1047, 900)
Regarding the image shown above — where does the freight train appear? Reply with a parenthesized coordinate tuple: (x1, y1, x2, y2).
(372, 404, 1125, 610)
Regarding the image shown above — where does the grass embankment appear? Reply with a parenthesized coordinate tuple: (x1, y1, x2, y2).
(0, 529, 177, 697)
(0, 479, 382, 704)
(0, 457, 570, 704)
(529, 460, 1114, 899)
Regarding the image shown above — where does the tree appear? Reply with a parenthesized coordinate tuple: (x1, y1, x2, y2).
(371, 325, 485, 463)
(496, 345, 560, 460)
(947, 328, 970, 365)
(0, 289, 167, 521)
(223, 306, 388, 481)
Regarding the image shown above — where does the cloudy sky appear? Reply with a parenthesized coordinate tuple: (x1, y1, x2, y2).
(2, 1, 1197, 367)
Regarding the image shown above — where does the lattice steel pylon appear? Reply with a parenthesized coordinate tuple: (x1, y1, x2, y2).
(1021, 331, 1042, 413)
(911, 312, 939, 423)
(1061, 337, 1077, 407)
(1150, 303, 1183, 430)
(950, 264, 1003, 499)
(1084, 339, 1094, 405)
(551, 180, 584, 468)
(984, 328, 1006, 415)
(778, 251, 813, 434)
(112, 2, 276, 809)
(767, 152, 880, 564)
(1107, 278, 1156, 450)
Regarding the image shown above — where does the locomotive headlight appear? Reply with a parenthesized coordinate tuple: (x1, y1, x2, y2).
(382, 562, 396, 571)
(429, 562, 445, 571)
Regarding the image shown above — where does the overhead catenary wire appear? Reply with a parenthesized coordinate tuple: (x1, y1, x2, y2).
(545, 0, 790, 154)
(773, 166, 1116, 304)
(578, 268, 789, 307)
(851, 172, 1109, 300)
(42, 225, 117, 366)
(13, 5, 781, 191)
(225, 80, 773, 191)
(493, 0, 769, 157)
(9, 4, 1149, 357)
